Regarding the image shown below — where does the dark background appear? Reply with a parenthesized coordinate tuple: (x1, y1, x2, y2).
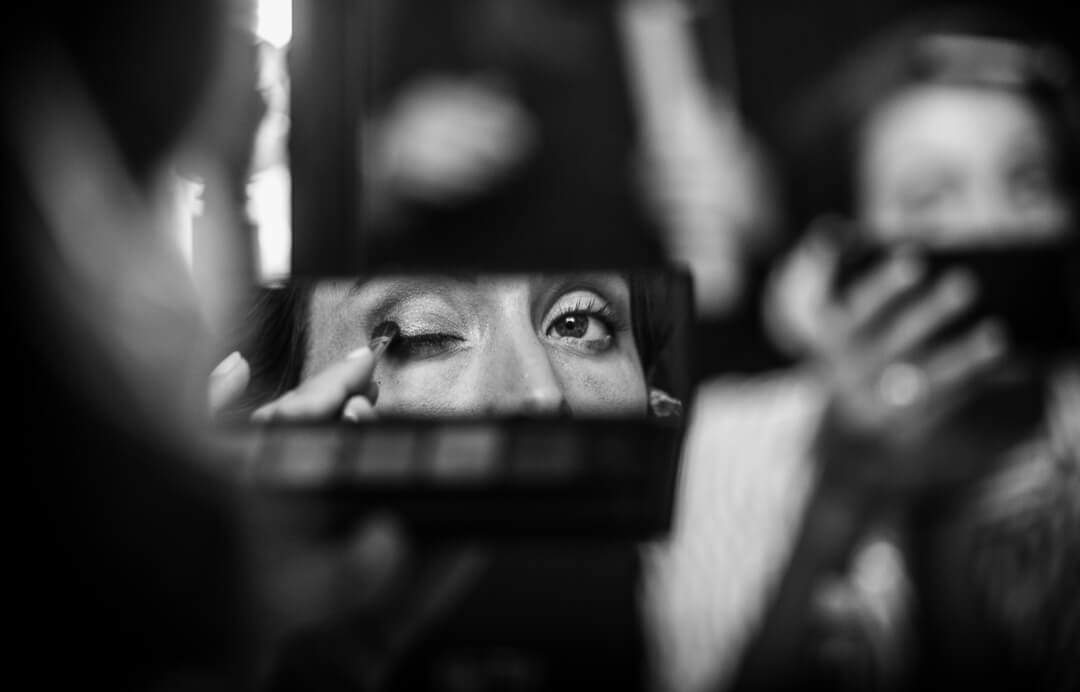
(728, 0, 1077, 166)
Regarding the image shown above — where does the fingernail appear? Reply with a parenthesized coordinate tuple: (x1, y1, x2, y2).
(347, 346, 371, 360)
(211, 351, 242, 377)
(251, 404, 274, 422)
(342, 397, 362, 422)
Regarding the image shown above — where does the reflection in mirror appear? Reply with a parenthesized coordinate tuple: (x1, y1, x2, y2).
(213, 270, 691, 422)
(208, 270, 692, 541)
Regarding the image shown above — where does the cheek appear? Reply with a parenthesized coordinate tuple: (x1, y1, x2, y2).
(552, 354, 648, 416)
(371, 355, 474, 415)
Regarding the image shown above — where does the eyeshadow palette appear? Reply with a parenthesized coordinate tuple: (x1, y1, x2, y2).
(223, 418, 685, 541)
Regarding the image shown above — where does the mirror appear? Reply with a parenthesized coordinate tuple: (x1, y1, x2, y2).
(218, 270, 691, 419)
(210, 268, 693, 539)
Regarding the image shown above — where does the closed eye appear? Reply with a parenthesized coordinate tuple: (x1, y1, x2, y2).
(386, 332, 464, 361)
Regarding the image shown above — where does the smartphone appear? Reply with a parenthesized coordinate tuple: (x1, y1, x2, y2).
(832, 238, 1080, 357)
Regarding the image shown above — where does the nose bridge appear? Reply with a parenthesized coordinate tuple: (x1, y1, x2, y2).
(486, 310, 568, 416)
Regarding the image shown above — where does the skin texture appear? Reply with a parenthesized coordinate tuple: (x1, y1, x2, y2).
(302, 274, 648, 418)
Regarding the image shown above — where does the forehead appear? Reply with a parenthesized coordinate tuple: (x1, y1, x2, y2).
(860, 84, 1051, 173)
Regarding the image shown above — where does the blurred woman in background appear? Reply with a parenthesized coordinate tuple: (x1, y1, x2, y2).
(742, 5, 1078, 690)
(645, 6, 1078, 692)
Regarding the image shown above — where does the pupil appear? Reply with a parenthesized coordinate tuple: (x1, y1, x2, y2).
(558, 315, 588, 338)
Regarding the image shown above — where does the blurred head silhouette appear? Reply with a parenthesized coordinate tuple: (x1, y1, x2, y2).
(767, 5, 1079, 358)
(784, 4, 1078, 248)
(4, 3, 263, 690)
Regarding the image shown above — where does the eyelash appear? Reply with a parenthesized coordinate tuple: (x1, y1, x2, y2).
(376, 295, 625, 361)
(546, 297, 625, 338)
(386, 331, 463, 360)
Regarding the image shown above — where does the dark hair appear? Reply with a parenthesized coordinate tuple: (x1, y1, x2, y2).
(780, 4, 1080, 245)
(232, 273, 683, 413)
(629, 270, 688, 404)
(229, 279, 312, 412)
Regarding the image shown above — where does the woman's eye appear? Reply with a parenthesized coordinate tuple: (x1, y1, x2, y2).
(546, 313, 613, 351)
(551, 314, 589, 339)
(387, 332, 463, 360)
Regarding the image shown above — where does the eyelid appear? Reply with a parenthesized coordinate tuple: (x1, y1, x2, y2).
(542, 291, 626, 336)
(374, 307, 468, 341)
(385, 331, 465, 361)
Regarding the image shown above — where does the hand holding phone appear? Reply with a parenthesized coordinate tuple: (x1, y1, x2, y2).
(833, 238, 1080, 358)
(790, 231, 1075, 505)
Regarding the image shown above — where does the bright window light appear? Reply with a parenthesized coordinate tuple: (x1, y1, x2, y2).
(256, 0, 292, 48)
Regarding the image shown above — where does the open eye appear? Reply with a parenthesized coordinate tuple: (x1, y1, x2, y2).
(548, 313, 609, 341)
(543, 292, 623, 354)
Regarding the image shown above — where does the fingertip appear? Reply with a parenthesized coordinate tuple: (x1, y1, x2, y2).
(254, 389, 298, 422)
(342, 395, 376, 423)
(209, 353, 251, 416)
(337, 348, 380, 396)
(347, 345, 373, 361)
(210, 350, 244, 377)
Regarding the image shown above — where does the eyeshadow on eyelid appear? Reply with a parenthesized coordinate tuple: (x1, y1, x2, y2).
(378, 304, 470, 338)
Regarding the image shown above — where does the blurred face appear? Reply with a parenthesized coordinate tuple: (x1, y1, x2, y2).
(858, 84, 1072, 246)
(304, 274, 648, 416)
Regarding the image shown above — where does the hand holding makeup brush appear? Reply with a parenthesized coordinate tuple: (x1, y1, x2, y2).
(208, 322, 399, 423)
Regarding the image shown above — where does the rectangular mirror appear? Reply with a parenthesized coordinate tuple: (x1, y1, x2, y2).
(212, 268, 694, 539)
